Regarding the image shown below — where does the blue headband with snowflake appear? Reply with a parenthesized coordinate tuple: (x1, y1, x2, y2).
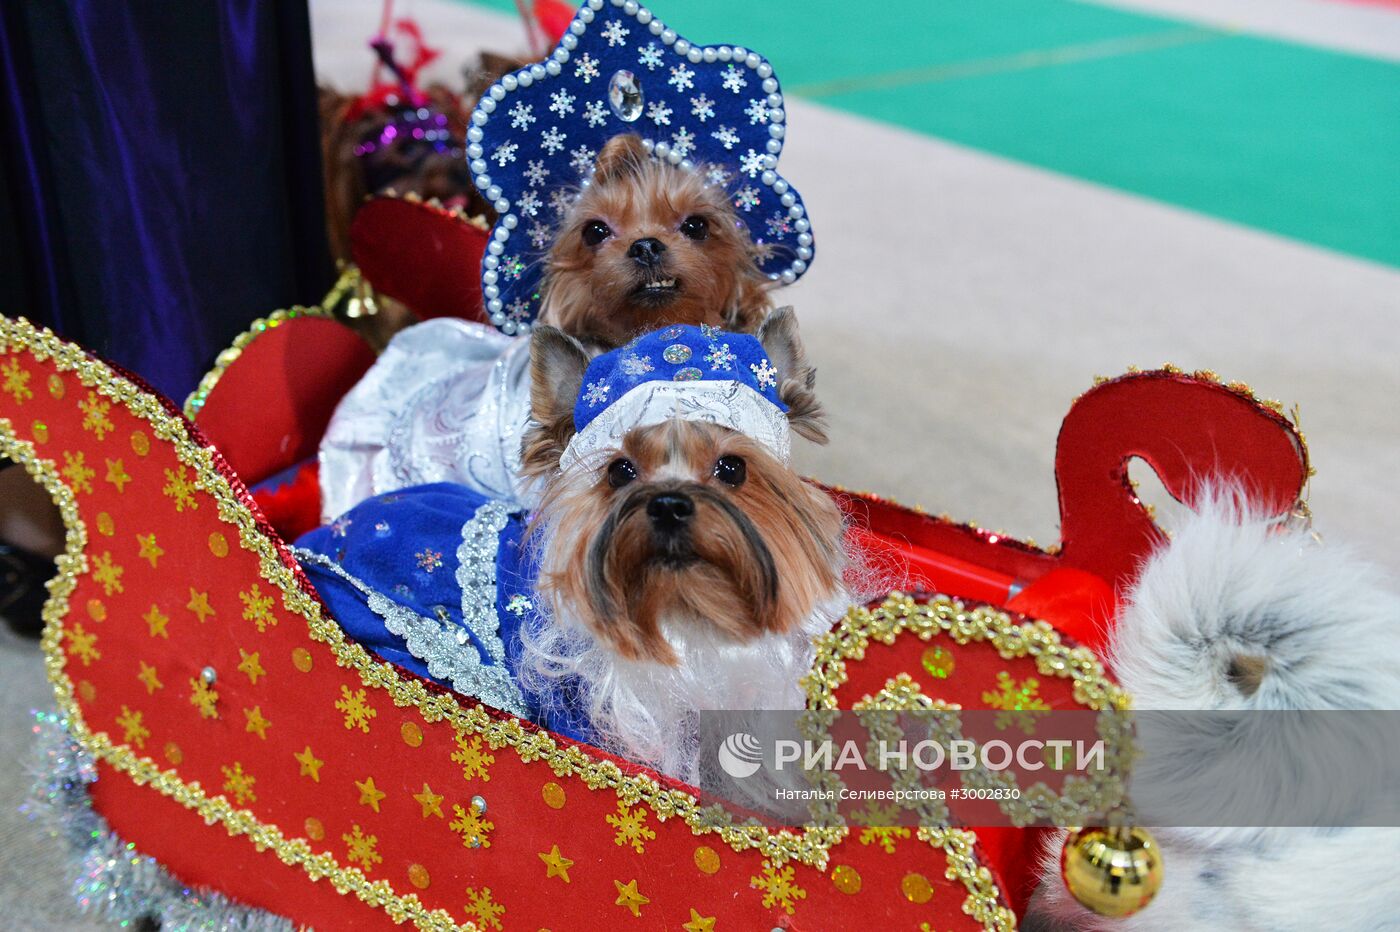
(467, 0, 815, 335)
(558, 323, 790, 471)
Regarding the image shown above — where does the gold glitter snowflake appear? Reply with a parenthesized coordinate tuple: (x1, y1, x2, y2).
(161, 465, 199, 512)
(238, 583, 277, 632)
(65, 623, 101, 666)
(464, 887, 504, 930)
(750, 859, 807, 914)
(189, 676, 220, 719)
(79, 391, 114, 440)
(220, 762, 256, 804)
(1, 358, 32, 404)
(450, 733, 494, 782)
(116, 705, 150, 748)
(853, 799, 911, 854)
(342, 824, 382, 870)
(335, 685, 377, 732)
(449, 803, 495, 849)
(605, 800, 656, 854)
(90, 551, 124, 595)
(61, 451, 95, 494)
(982, 671, 1051, 734)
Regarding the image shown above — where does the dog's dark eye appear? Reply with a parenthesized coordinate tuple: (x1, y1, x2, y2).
(582, 219, 612, 246)
(679, 215, 709, 241)
(713, 454, 746, 487)
(607, 457, 638, 488)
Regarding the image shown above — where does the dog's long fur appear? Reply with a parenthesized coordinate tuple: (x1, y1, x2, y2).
(517, 310, 849, 780)
(1027, 489, 1400, 931)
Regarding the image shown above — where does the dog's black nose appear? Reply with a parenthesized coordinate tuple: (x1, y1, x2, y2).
(647, 492, 694, 530)
(627, 237, 667, 267)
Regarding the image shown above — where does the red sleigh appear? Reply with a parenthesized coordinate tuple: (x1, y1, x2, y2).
(0, 200, 1309, 931)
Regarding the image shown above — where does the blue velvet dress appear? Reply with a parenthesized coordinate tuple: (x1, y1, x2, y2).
(295, 483, 592, 744)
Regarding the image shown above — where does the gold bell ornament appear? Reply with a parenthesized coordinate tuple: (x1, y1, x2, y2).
(1060, 825, 1164, 917)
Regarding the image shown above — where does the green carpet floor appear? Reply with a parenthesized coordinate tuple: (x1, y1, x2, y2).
(461, 0, 1400, 268)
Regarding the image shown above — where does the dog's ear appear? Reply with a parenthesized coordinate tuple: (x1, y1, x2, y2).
(758, 306, 827, 444)
(594, 133, 648, 186)
(522, 326, 590, 475)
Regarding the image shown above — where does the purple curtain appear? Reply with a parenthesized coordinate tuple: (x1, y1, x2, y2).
(0, 1, 331, 401)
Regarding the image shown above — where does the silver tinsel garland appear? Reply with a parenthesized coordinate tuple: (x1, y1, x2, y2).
(21, 710, 302, 931)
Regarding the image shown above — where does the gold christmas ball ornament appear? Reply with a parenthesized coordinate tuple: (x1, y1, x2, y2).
(1061, 826, 1163, 917)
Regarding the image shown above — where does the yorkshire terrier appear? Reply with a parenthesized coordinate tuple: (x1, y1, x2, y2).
(540, 133, 774, 348)
(517, 309, 848, 778)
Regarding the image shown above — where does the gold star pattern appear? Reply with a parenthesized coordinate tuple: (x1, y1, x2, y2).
(539, 845, 573, 883)
(355, 776, 387, 813)
(244, 705, 271, 740)
(343, 824, 382, 870)
(65, 623, 101, 666)
(235, 649, 265, 685)
(605, 800, 656, 854)
(135, 532, 163, 568)
(115, 705, 150, 748)
(142, 603, 170, 639)
(189, 676, 219, 719)
(239, 583, 277, 632)
(335, 685, 377, 732)
(186, 588, 215, 623)
(413, 783, 444, 818)
(683, 909, 717, 932)
(61, 451, 95, 494)
(220, 762, 256, 804)
(464, 887, 504, 930)
(1, 358, 32, 403)
(614, 879, 650, 918)
(90, 551, 123, 595)
(104, 458, 131, 492)
(79, 391, 115, 440)
(294, 746, 324, 782)
(161, 465, 199, 512)
(137, 661, 163, 694)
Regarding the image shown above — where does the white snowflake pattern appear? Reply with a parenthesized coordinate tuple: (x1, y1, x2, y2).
(492, 141, 518, 167)
(620, 353, 654, 377)
(637, 43, 664, 70)
(601, 20, 629, 47)
(690, 94, 715, 122)
(523, 159, 549, 187)
(765, 211, 793, 238)
(574, 53, 600, 83)
(711, 125, 739, 150)
(583, 379, 611, 406)
(706, 166, 733, 186)
(704, 342, 736, 370)
(739, 148, 766, 177)
(569, 144, 597, 174)
(516, 189, 541, 217)
(505, 298, 532, 323)
(751, 359, 777, 389)
(527, 221, 552, 249)
(668, 64, 694, 92)
(549, 189, 576, 215)
(508, 101, 535, 130)
(646, 101, 672, 126)
(583, 100, 608, 128)
(721, 64, 748, 93)
(745, 98, 770, 125)
(669, 127, 695, 158)
(733, 185, 760, 212)
(540, 126, 567, 155)
(549, 89, 576, 117)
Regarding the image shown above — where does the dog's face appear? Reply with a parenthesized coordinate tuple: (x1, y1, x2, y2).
(541, 134, 772, 348)
(523, 310, 841, 664)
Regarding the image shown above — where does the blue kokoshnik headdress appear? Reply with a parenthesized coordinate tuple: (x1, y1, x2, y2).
(560, 323, 789, 472)
(468, 0, 815, 335)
